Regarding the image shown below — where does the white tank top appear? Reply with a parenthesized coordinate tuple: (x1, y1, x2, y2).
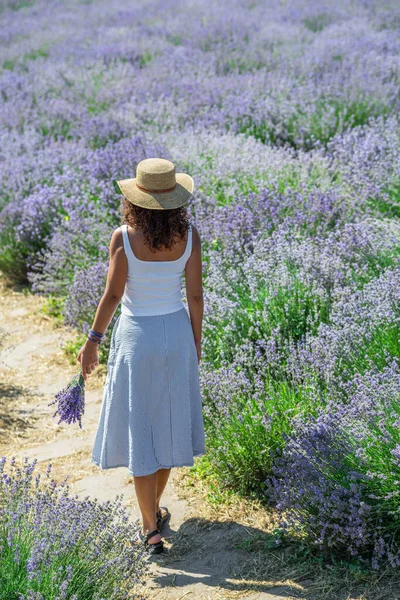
(120, 223, 192, 316)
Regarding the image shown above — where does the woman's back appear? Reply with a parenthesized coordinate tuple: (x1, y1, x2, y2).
(120, 223, 193, 317)
(125, 224, 191, 263)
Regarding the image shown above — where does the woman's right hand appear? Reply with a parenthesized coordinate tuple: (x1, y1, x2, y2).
(195, 339, 201, 364)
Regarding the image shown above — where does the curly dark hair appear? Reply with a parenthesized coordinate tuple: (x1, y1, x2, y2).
(120, 197, 190, 253)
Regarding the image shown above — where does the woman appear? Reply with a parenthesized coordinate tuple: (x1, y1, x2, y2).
(77, 157, 206, 555)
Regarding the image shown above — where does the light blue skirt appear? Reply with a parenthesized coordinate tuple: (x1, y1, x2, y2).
(91, 307, 206, 477)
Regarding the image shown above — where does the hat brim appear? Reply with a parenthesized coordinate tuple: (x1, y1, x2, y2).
(117, 173, 194, 210)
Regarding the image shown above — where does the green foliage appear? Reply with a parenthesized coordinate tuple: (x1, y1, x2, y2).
(235, 528, 288, 552)
(24, 47, 48, 61)
(203, 268, 332, 372)
(166, 34, 183, 46)
(3, 59, 17, 71)
(367, 179, 400, 218)
(199, 174, 261, 206)
(303, 13, 334, 32)
(0, 205, 63, 285)
(217, 55, 268, 75)
(354, 393, 400, 510)
(0, 225, 36, 284)
(0, 0, 34, 13)
(3, 45, 48, 71)
(235, 97, 391, 150)
(87, 99, 109, 115)
(332, 321, 400, 386)
(62, 333, 111, 366)
(40, 295, 66, 323)
(200, 376, 318, 498)
(139, 51, 153, 67)
(40, 119, 72, 141)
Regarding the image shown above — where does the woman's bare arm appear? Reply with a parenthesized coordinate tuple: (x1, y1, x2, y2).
(185, 225, 203, 361)
(77, 228, 127, 380)
(90, 228, 127, 334)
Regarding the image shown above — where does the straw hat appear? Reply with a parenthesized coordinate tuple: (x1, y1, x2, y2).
(117, 158, 194, 210)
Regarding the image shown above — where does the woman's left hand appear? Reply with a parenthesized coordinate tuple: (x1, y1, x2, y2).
(77, 340, 100, 382)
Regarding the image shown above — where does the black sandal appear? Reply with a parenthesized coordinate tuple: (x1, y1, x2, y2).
(135, 528, 164, 554)
(156, 506, 171, 532)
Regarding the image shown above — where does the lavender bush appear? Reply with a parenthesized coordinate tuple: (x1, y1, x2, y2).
(200, 351, 321, 495)
(0, 456, 148, 599)
(201, 218, 400, 372)
(266, 360, 400, 570)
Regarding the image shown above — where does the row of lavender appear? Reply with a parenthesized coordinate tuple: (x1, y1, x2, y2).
(1, 0, 400, 584)
(0, 457, 148, 599)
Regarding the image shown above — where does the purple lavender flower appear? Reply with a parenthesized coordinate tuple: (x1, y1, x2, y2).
(49, 372, 85, 429)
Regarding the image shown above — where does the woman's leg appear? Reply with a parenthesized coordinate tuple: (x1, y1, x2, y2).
(156, 468, 171, 515)
(134, 473, 161, 544)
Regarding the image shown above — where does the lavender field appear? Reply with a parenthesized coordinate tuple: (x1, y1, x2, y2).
(1, 0, 400, 585)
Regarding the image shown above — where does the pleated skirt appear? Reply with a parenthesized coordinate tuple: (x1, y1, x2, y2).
(91, 307, 206, 477)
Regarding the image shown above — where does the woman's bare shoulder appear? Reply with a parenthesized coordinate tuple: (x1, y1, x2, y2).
(191, 223, 201, 244)
(109, 226, 125, 251)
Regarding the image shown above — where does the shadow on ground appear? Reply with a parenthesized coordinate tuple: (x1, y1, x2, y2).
(143, 516, 384, 600)
(0, 382, 41, 443)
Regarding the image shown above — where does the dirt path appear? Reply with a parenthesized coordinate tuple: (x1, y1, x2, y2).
(0, 277, 341, 600)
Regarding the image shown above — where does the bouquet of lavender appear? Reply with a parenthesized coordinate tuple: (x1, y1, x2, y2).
(49, 371, 86, 428)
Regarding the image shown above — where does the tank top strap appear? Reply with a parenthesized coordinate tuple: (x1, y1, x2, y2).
(186, 223, 192, 257)
(121, 224, 130, 258)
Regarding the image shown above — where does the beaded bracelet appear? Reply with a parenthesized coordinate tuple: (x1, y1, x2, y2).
(87, 329, 105, 345)
(89, 329, 104, 339)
